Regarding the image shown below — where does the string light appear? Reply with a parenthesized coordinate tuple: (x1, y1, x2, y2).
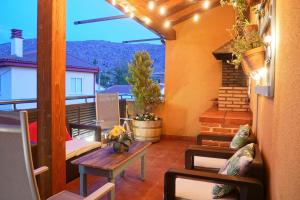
(124, 6, 129, 13)
(148, 1, 156, 10)
(164, 20, 171, 28)
(143, 17, 151, 25)
(159, 6, 166, 15)
(203, 0, 210, 9)
(193, 14, 200, 22)
(112, 0, 116, 6)
(130, 12, 135, 18)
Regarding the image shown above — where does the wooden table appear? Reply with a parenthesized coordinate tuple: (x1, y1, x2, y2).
(72, 141, 151, 199)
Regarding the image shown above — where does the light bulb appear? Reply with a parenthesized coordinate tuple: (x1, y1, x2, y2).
(159, 6, 166, 15)
(124, 6, 129, 13)
(143, 17, 151, 25)
(112, 0, 116, 6)
(130, 12, 135, 18)
(264, 35, 272, 44)
(193, 14, 200, 22)
(148, 1, 155, 10)
(164, 20, 171, 28)
(203, 0, 210, 9)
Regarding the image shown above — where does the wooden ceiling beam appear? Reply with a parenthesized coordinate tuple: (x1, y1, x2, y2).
(165, 0, 201, 17)
(169, 0, 220, 25)
(106, 0, 176, 40)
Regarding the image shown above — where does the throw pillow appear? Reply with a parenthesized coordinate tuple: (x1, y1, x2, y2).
(230, 124, 251, 150)
(29, 121, 72, 143)
(212, 143, 255, 198)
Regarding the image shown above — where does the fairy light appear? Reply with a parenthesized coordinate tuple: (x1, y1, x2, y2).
(164, 20, 171, 28)
(124, 6, 129, 13)
(143, 17, 151, 25)
(193, 14, 200, 22)
(130, 12, 135, 18)
(159, 6, 166, 15)
(203, 0, 210, 9)
(148, 1, 156, 10)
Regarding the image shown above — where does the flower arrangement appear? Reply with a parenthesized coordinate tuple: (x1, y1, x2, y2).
(135, 112, 160, 121)
(108, 125, 132, 153)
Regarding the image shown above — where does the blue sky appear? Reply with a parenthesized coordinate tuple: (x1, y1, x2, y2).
(0, 0, 158, 44)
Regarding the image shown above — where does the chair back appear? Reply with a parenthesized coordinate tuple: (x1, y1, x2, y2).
(96, 93, 120, 129)
(246, 144, 264, 182)
(0, 111, 40, 200)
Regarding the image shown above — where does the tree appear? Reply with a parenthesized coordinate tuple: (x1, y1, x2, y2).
(127, 51, 161, 114)
(110, 65, 129, 85)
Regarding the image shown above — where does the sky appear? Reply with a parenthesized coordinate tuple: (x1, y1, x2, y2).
(0, 0, 159, 44)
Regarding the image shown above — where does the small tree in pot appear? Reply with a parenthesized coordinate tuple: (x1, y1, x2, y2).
(127, 51, 162, 142)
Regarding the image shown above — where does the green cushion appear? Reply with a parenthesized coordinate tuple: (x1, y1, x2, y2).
(230, 124, 251, 150)
(212, 143, 255, 199)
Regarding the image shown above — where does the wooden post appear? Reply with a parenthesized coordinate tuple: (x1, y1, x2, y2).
(37, 0, 66, 198)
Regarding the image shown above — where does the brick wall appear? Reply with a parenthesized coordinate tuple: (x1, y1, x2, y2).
(200, 122, 239, 147)
(218, 87, 250, 111)
(222, 63, 248, 87)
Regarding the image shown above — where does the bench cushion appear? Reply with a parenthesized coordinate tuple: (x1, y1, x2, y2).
(176, 178, 237, 200)
(194, 156, 227, 170)
(66, 139, 101, 160)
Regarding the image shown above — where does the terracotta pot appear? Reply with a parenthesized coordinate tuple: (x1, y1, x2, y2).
(246, 0, 261, 6)
(244, 24, 258, 38)
(242, 46, 265, 74)
(133, 119, 162, 142)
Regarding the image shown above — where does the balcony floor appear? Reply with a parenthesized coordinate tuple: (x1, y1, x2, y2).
(66, 138, 193, 200)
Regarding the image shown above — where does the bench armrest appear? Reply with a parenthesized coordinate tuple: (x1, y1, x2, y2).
(185, 145, 236, 169)
(164, 168, 264, 200)
(84, 182, 115, 200)
(34, 166, 49, 176)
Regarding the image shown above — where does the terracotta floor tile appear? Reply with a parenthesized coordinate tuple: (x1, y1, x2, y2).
(65, 138, 193, 200)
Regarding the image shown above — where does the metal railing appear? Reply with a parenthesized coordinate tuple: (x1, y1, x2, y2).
(0, 94, 134, 111)
(0, 95, 96, 111)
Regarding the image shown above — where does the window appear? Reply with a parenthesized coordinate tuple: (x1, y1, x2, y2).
(70, 78, 83, 94)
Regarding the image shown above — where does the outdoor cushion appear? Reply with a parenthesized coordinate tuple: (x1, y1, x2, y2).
(194, 156, 227, 170)
(29, 121, 72, 143)
(66, 139, 101, 160)
(230, 124, 250, 150)
(212, 143, 255, 198)
(176, 178, 237, 200)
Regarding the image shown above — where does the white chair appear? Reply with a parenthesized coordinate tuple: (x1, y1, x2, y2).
(0, 111, 115, 200)
(95, 93, 132, 134)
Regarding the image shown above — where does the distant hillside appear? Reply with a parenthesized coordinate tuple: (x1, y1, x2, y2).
(0, 39, 165, 73)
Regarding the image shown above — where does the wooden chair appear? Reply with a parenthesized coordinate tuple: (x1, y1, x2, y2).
(185, 130, 257, 171)
(164, 144, 264, 200)
(0, 111, 114, 200)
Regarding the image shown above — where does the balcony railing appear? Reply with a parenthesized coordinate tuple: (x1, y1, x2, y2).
(0, 94, 133, 111)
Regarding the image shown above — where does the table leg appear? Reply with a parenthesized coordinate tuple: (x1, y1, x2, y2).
(108, 176, 115, 200)
(80, 172, 87, 197)
(141, 155, 145, 181)
(120, 170, 125, 177)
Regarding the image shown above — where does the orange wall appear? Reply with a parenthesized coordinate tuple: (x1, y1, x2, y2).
(250, 0, 300, 199)
(159, 6, 235, 136)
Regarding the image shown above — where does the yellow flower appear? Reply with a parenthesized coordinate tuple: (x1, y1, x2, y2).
(109, 125, 125, 137)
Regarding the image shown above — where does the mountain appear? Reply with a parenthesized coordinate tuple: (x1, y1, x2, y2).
(0, 39, 165, 73)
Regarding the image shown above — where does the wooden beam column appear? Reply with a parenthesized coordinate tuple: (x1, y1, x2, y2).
(37, 0, 66, 198)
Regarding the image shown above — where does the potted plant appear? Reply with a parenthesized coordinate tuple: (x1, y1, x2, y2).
(127, 51, 162, 142)
(107, 125, 132, 153)
(221, 0, 265, 74)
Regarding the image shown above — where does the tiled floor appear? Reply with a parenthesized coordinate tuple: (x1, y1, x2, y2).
(66, 139, 193, 200)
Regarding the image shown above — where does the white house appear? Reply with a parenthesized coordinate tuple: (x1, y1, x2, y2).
(0, 29, 99, 109)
